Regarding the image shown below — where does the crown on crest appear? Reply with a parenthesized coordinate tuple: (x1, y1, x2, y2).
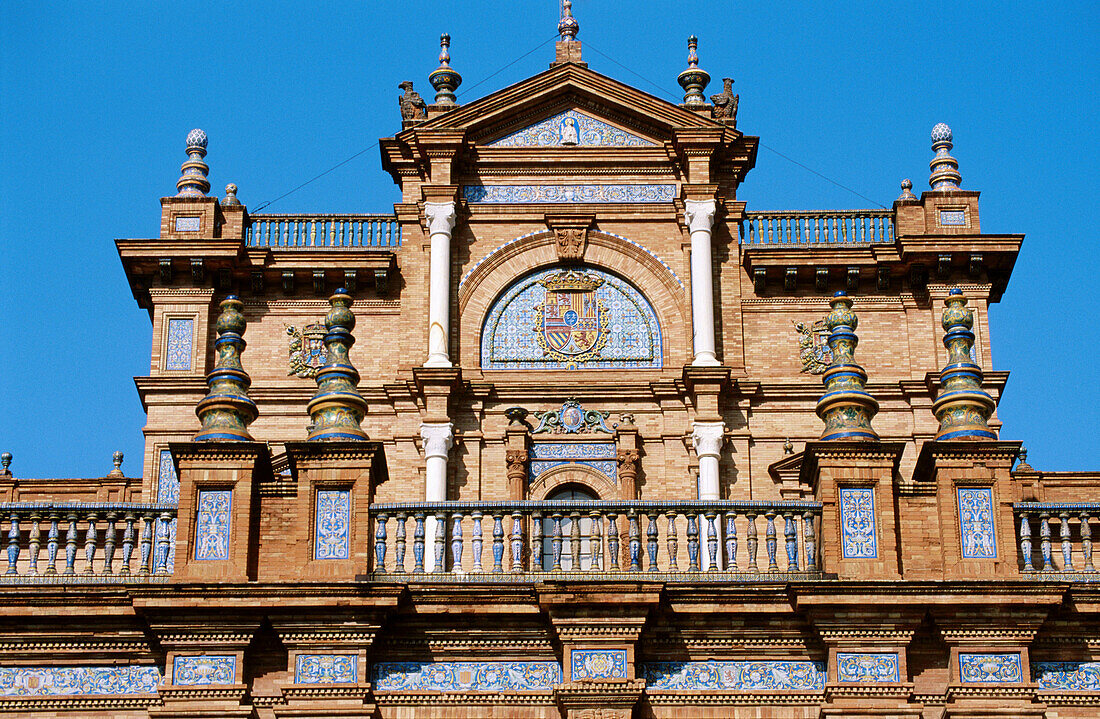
(538, 269, 605, 292)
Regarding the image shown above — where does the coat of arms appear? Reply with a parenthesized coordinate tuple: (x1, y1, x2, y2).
(286, 323, 328, 378)
(534, 270, 609, 364)
(794, 319, 832, 374)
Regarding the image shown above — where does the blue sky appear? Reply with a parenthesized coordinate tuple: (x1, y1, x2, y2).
(1, 2, 1097, 477)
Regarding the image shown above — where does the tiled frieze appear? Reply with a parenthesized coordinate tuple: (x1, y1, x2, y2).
(487, 109, 655, 148)
(463, 184, 676, 204)
(839, 487, 877, 558)
(0, 666, 161, 696)
(372, 662, 562, 691)
(172, 655, 236, 686)
(957, 486, 997, 558)
(294, 654, 357, 684)
(314, 489, 351, 560)
(644, 661, 826, 691)
(1033, 661, 1100, 690)
(958, 653, 1022, 683)
(194, 490, 232, 561)
(165, 318, 194, 371)
(571, 650, 628, 680)
(836, 653, 900, 683)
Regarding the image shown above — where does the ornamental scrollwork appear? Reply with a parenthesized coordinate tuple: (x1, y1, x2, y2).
(531, 399, 614, 434)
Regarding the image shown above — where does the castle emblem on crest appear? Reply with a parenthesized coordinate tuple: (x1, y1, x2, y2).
(286, 323, 328, 378)
(534, 270, 610, 365)
(794, 319, 832, 374)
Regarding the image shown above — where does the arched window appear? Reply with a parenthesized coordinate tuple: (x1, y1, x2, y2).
(541, 486, 600, 571)
(481, 266, 662, 370)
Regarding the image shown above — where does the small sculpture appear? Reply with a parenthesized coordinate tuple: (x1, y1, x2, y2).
(710, 77, 739, 125)
(223, 183, 241, 206)
(398, 81, 427, 122)
(504, 407, 530, 426)
(109, 451, 124, 477)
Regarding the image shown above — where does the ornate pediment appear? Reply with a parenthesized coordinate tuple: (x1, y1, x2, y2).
(486, 109, 655, 148)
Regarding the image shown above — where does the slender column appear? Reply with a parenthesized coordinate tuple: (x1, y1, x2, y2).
(420, 422, 453, 572)
(692, 421, 724, 569)
(423, 201, 457, 367)
(684, 199, 719, 366)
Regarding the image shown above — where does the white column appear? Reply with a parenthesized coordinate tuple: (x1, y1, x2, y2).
(692, 420, 725, 570)
(684, 199, 720, 366)
(420, 422, 454, 572)
(423, 201, 457, 368)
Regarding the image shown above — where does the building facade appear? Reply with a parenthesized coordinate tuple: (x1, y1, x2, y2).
(0, 11, 1098, 718)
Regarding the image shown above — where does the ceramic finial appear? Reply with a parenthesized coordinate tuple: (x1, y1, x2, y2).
(307, 289, 369, 441)
(929, 123, 962, 190)
(932, 288, 997, 440)
(558, 0, 579, 41)
(815, 291, 880, 441)
(175, 129, 210, 197)
(429, 33, 462, 106)
(897, 178, 917, 201)
(677, 36, 710, 106)
(194, 295, 258, 441)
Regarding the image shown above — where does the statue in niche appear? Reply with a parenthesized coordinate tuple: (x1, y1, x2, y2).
(398, 81, 427, 121)
(559, 115, 580, 145)
(710, 77, 739, 126)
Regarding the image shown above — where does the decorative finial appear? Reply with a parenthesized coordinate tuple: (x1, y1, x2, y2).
(815, 291, 880, 441)
(558, 0, 579, 41)
(307, 288, 369, 441)
(0, 453, 10, 477)
(194, 295, 258, 441)
(783, 438, 794, 455)
(429, 34, 462, 107)
(932, 289, 997, 441)
(677, 36, 710, 106)
(223, 183, 240, 206)
(928, 123, 961, 190)
(1015, 447, 1033, 472)
(175, 129, 210, 197)
(504, 407, 529, 426)
(398, 81, 428, 122)
(897, 178, 917, 201)
(109, 451, 124, 476)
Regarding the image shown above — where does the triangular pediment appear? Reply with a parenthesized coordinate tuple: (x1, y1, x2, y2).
(486, 108, 656, 148)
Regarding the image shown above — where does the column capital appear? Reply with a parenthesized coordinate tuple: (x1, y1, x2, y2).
(423, 201, 457, 236)
(684, 199, 717, 234)
(691, 421, 725, 459)
(420, 422, 454, 458)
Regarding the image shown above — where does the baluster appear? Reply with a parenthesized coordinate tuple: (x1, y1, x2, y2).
(117, 513, 133, 576)
(666, 512, 679, 571)
(590, 511, 603, 571)
(860, 215, 867, 242)
(686, 514, 700, 571)
(154, 511, 173, 575)
(784, 513, 799, 571)
(339, 220, 346, 247)
(472, 511, 484, 573)
(374, 513, 388, 572)
(103, 512, 117, 575)
(551, 512, 563, 571)
(450, 512, 463, 572)
(1019, 513, 1033, 571)
(64, 512, 79, 575)
(705, 512, 718, 572)
(832, 217, 839, 243)
(628, 513, 642, 571)
(607, 513, 620, 571)
(367, 220, 375, 246)
(803, 511, 817, 572)
(27, 513, 41, 576)
(5, 512, 19, 575)
(1081, 512, 1095, 572)
(46, 514, 60, 575)
(394, 513, 407, 573)
(1060, 512, 1073, 570)
(725, 513, 738, 571)
(433, 512, 446, 573)
(492, 513, 505, 573)
(1040, 512, 1053, 571)
(783, 217, 791, 243)
(293, 220, 300, 247)
(530, 511, 543, 572)
(356, 220, 363, 247)
(83, 512, 97, 574)
(510, 512, 524, 572)
(841, 216, 849, 243)
(888, 216, 895, 242)
(643, 512, 657, 571)
(795, 217, 802, 243)
(305, 219, 314, 247)
(284, 220, 292, 247)
(811, 217, 819, 242)
(766, 217, 774, 243)
(570, 511, 582, 571)
(137, 514, 153, 574)
(328, 219, 337, 247)
(263, 221, 271, 247)
(765, 512, 778, 571)
(746, 513, 759, 572)
(413, 513, 426, 573)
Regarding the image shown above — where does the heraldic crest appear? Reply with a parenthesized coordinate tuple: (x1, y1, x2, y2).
(286, 323, 329, 378)
(534, 269, 610, 364)
(794, 318, 832, 374)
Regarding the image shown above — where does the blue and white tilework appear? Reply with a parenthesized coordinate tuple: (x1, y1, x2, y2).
(372, 662, 562, 691)
(836, 653, 900, 683)
(644, 661, 826, 691)
(939, 209, 966, 226)
(165, 318, 194, 371)
(958, 653, 1022, 683)
(482, 267, 661, 370)
(294, 654, 357, 684)
(0, 666, 161, 696)
(314, 489, 351, 560)
(487, 109, 655, 148)
(1033, 661, 1100, 690)
(571, 650, 627, 680)
(530, 442, 618, 485)
(957, 486, 997, 559)
(158, 449, 180, 504)
(839, 487, 877, 559)
(463, 185, 676, 204)
(172, 655, 236, 685)
(174, 216, 201, 232)
(194, 490, 232, 561)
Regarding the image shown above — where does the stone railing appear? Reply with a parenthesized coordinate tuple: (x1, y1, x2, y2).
(369, 500, 822, 581)
(245, 214, 401, 249)
(0, 502, 176, 582)
(1015, 503, 1099, 578)
(741, 210, 894, 245)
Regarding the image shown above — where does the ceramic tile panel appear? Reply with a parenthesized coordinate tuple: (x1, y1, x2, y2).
(839, 487, 877, 558)
(194, 490, 232, 561)
(372, 661, 561, 691)
(1033, 661, 1100, 690)
(644, 661, 826, 691)
(958, 653, 1021, 683)
(0, 666, 161, 696)
(172, 655, 236, 686)
(463, 184, 676, 204)
(165, 318, 194, 371)
(294, 654, 357, 684)
(487, 109, 655, 148)
(957, 486, 997, 558)
(571, 650, 627, 680)
(836, 652, 900, 682)
(314, 489, 351, 560)
(157, 449, 179, 504)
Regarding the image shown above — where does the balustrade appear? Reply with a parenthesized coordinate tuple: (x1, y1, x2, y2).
(740, 210, 894, 245)
(369, 500, 822, 581)
(1014, 503, 1099, 576)
(245, 214, 401, 248)
(0, 503, 176, 582)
